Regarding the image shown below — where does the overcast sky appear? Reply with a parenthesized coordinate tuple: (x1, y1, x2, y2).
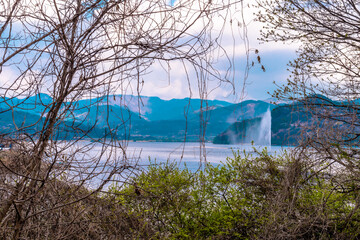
(0, 0, 298, 103)
(136, 0, 298, 102)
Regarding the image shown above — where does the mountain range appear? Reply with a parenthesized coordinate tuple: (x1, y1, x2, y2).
(3, 93, 348, 145)
(0, 94, 274, 142)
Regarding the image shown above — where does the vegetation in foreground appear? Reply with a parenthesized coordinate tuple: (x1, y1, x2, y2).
(2, 149, 360, 239)
(107, 149, 360, 239)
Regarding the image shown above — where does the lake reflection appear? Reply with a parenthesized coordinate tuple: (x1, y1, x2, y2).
(69, 141, 292, 188)
(123, 142, 291, 171)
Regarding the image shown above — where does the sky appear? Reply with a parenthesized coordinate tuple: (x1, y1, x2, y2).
(0, 0, 299, 103)
(138, 48, 297, 102)
(136, 0, 299, 102)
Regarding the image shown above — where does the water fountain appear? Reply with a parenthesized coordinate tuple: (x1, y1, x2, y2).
(257, 107, 271, 146)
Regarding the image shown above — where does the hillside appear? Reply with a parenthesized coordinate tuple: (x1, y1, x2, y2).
(213, 99, 324, 146)
(0, 94, 275, 142)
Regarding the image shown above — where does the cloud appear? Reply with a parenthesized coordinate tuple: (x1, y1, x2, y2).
(0, 66, 15, 86)
(132, 0, 299, 101)
(0, 0, 299, 102)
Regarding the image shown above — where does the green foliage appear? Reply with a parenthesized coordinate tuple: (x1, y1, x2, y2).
(110, 150, 360, 239)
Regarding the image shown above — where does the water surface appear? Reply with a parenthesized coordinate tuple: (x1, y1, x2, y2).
(123, 142, 290, 171)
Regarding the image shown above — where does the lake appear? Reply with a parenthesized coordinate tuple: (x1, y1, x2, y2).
(67, 141, 292, 188)
(121, 142, 291, 171)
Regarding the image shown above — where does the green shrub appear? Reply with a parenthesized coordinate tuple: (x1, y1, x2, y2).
(110, 149, 360, 239)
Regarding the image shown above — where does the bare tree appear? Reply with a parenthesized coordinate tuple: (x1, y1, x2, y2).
(256, 0, 360, 153)
(255, 0, 360, 238)
(0, 0, 245, 238)
(256, 0, 360, 145)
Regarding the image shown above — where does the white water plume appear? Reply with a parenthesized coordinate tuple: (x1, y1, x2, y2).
(258, 107, 271, 146)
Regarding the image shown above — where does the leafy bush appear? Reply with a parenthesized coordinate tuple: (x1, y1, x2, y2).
(111, 149, 360, 239)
